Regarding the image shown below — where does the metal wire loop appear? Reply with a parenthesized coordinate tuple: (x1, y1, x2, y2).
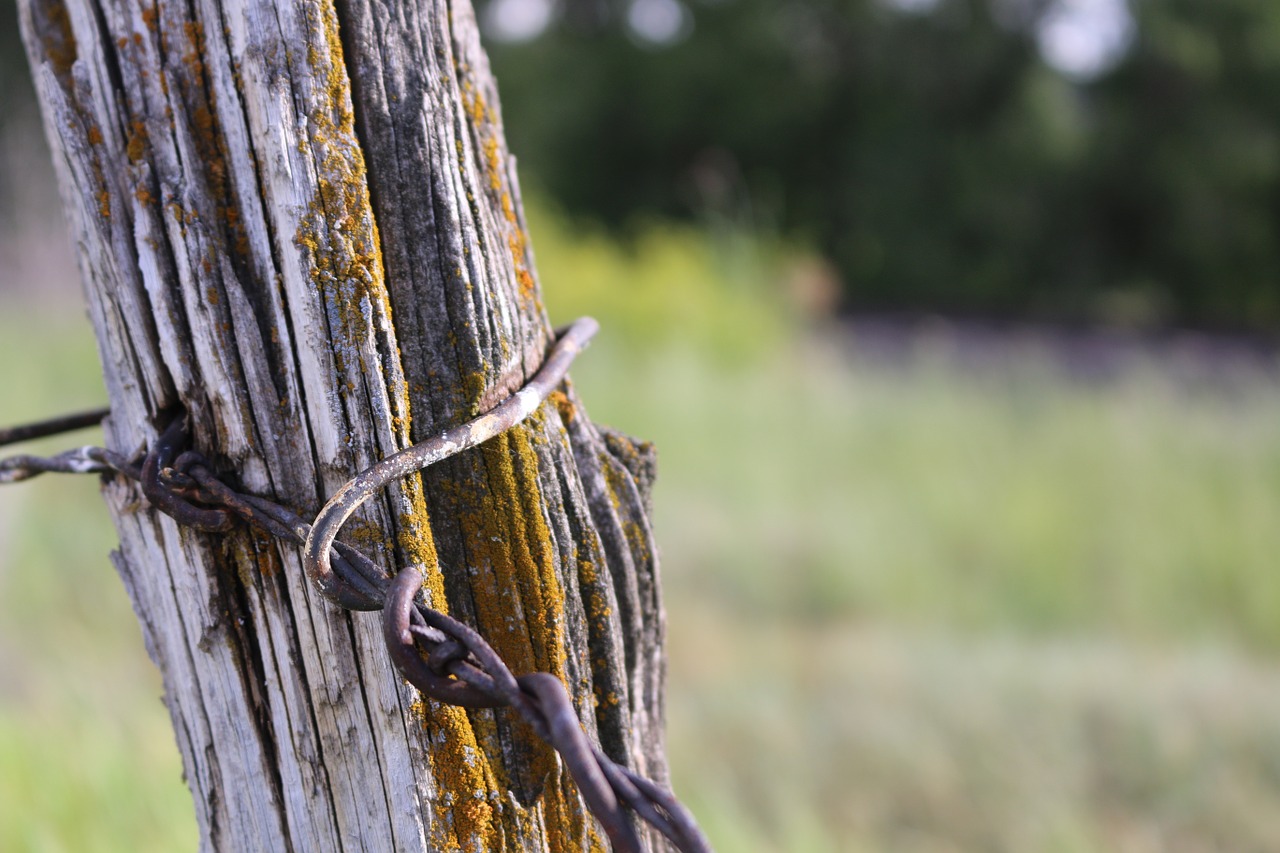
(302, 317, 599, 607)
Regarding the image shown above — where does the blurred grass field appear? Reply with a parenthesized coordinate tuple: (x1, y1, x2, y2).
(3, 204, 1280, 851)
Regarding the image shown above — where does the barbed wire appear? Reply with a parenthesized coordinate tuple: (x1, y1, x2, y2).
(0, 318, 711, 853)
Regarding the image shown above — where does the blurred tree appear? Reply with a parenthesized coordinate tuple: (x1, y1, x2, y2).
(1, 1, 29, 111)
(1, 0, 41, 225)
(484, 0, 1280, 330)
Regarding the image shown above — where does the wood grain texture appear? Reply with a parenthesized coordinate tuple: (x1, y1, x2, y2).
(18, 0, 668, 849)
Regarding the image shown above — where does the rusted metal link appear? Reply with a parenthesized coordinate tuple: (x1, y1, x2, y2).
(606, 756, 710, 850)
(518, 672, 643, 852)
(0, 317, 714, 852)
(0, 406, 109, 448)
(303, 317, 598, 608)
(141, 415, 234, 533)
(383, 564, 503, 708)
(384, 564, 711, 853)
(173, 458, 389, 608)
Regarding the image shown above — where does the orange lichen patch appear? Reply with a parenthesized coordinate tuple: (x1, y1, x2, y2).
(601, 458, 654, 563)
(601, 460, 623, 513)
(577, 557, 597, 587)
(608, 433, 654, 475)
(460, 82, 490, 130)
(622, 519, 653, 572)
(402, 481, 508, 851)
(167, 200, 194, 230)
(599, 454, 655, 566)
(424, 703, 499, 851)
(452, 369, 488, 417)
(85, 118, 111, 222)
(126, 118, 148, 162)
(252, 532, 282, 577)
(408, 696, 431, 729)
(495, 193, 535, 295)
(132, 11, 250, 274)
(508, 232, 533, 291)
(183, 19, 204, 57)
(576, 554, 618, 705)
(499, 192, 518, 225)
(398, 503, 440, 579)
(345, 516, 393, 555)
(514, 263, 534, 295)
(225, 206, 250, 257)
(36, 0, 78, 83)
(547, 390, 575, 425)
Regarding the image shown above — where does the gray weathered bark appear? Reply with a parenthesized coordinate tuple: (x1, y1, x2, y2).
(18, 0, 668, 848)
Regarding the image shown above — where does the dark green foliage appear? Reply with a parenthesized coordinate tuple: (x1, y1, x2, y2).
(486, 0, 1280, 330)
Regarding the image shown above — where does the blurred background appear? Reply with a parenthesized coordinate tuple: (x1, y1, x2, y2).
(3, 0, 1280, 850)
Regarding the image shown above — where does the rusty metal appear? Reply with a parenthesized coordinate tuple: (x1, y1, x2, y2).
(0, 446, 113, 483)
(303, 317, 599, 608)
(0, 406, 109, 448)
(384, 564, 709, 852)
(140, 414, 235, 533)
(0, 318, 712, 853)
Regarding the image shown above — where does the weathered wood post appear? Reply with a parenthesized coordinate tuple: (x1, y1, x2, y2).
(18, 0, 670, 848)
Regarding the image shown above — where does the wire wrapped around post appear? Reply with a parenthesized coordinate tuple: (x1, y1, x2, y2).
(301, 317, 599, 609)
(0, 317, 713, 853)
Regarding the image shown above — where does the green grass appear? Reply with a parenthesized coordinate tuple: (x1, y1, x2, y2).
(0, 307, 194, 851)
(664, 614, 1280, 852)
(562, 339, 1280, 651)
(3, 209, 1280, 850)
(564, 339, 1280, 852)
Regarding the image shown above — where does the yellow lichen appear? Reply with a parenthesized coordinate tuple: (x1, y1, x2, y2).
(547, 390, 575, 425)
(455, 72, 536, 299)
(466, 417, 567, 679)
(423, 700, 499, 851)
(444, 411, 584, 829)
(483, 138, 502, 191)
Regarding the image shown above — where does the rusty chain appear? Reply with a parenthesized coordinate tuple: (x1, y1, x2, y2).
(0, 318, 711, 853)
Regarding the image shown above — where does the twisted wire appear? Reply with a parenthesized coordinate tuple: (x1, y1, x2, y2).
(0, 318, 711, 853)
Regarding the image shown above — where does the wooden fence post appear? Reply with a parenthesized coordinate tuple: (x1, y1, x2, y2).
(18, 0, 670, 848)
